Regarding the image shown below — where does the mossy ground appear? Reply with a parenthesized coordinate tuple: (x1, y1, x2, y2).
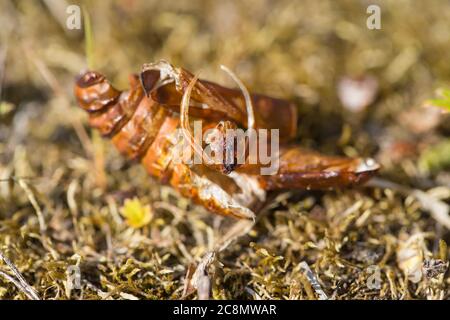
(0, 0, 449, 299)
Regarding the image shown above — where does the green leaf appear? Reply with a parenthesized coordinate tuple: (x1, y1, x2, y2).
(426, 87, 450, 112)
(418, 139, 450, 174)
(440, 88, 450, 100)
(427, 98, 450, 111)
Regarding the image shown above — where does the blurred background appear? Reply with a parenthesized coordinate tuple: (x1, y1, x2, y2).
(0, 0, 449, 300)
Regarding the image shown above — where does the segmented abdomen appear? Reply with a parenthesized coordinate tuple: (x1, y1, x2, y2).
(74, 71, 179, 180)
(74, 72, 259, 219)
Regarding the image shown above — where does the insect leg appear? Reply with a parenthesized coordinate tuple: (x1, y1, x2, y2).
(170, 163, 256, 220)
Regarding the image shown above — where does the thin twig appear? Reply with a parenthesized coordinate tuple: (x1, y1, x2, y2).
(0, 176, 38, 182)
(0, 251, 40, 300)
(17, 179, 59, 259)
(298, 262, 328, 300)
(17, 179, 46, 233)
(220, 65, 255, 129)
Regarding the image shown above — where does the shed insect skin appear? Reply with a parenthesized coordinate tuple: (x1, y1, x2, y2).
(74, 60, 380, 220)
(74, 69, 259, 220)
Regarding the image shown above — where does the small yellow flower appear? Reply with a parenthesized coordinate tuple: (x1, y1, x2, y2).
(120, 197, 153, 228)
(0, 101, 15, 116)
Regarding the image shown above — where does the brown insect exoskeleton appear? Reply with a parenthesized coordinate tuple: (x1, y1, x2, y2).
(74, 60, 379, 297)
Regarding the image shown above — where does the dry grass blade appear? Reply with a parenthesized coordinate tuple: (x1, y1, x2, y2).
(17, 178, 46, 233)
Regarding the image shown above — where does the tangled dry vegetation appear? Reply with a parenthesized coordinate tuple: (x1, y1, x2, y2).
(0, 0, 450, 300)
